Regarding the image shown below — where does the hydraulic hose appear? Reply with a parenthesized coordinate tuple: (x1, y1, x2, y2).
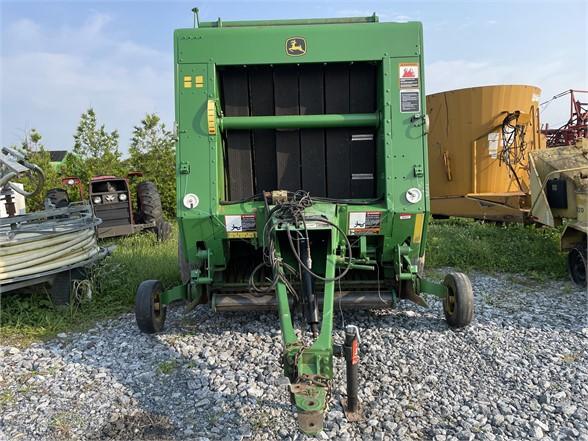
(286, 217, 353, 282)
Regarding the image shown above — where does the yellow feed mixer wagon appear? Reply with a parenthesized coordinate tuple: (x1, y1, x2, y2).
(427, 85, 544, 222)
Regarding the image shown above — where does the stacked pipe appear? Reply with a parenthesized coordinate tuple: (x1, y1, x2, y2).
(0, 227, 100, 281)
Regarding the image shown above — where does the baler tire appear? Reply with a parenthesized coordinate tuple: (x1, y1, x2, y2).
(442, 272, 474, 328)
(567, 244, 587, 288)
(137, 181, 164, 226)
(135, 280, 166, 333)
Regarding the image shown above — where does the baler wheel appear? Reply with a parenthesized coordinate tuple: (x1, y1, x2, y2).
(567, 245, 587, 288)
(442, 272, 474, 328)
(135, 280, 167, 333)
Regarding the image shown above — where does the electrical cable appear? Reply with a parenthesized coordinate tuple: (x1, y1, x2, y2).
(499, 111, 527, 192)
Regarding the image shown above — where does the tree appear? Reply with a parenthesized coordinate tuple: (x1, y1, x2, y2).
(73, 108, 123, 179)
(129, 114, 176, 218)
(14, 129, 62, 211)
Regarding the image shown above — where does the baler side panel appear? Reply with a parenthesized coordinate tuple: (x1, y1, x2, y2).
(176, 63, 225, 267)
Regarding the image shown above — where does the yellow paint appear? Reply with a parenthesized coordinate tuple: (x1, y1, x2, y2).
(227, 231, 257, 239)
(207, 100, 216, 135)
(183, 76, 192, 88)
(413, 213, 424, 243)
(427, 85, 544, 221)
(195, 75, 204, 88)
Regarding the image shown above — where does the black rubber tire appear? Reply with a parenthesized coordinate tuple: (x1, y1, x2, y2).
(50, 271, 72, 306)
(567, 244, 587, 288)
(135, 280, 166, 333)
(442, 272, 474, 328)
(46, 188, 70, 208)
(155, 220, 172, 242)
(136, 181, 164, 225)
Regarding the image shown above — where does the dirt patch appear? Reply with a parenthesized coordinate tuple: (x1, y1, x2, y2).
(91, 411, 175, 440)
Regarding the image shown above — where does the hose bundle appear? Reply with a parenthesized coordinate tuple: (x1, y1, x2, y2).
(0, 205, 101, 282)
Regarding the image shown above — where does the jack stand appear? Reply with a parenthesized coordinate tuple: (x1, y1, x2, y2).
(343, 325, 363, 422)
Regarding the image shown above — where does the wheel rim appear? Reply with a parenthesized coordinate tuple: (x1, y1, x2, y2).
(153, 290, 162, 317)
(445, 289, 456, 315)
(569, 248, 587, 286)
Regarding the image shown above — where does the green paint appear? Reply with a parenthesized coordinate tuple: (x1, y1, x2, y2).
(220, 113, 379, 130)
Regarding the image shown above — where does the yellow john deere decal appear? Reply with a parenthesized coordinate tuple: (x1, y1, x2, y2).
(286, 37, 306, 56)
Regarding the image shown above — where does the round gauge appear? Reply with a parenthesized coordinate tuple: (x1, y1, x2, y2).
(405, 188, 422, 204)
(183, 193, 199, 209)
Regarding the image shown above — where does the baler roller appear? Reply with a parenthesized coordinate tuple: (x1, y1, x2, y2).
(211, 290, 393, 312)
(219, 112, 380, 131)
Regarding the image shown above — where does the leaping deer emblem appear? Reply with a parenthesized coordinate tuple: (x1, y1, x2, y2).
(286, 38, 306, 55)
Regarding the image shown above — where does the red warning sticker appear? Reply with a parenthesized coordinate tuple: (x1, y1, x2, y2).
(399, 63, 419, 89)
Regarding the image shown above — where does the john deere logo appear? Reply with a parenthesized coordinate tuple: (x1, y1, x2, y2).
(286, 37, 306, 56)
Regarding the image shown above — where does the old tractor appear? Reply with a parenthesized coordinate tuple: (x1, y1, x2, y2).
(50, 174, 171, 240)
(134, 13, 475, 433)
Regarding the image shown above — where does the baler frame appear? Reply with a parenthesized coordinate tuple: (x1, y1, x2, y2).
(135, 13, 474, 435)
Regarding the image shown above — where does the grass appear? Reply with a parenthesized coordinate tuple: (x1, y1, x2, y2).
(425, 218, 566, 280)
(156, 359, 178, 375)
(0, 228, 180, 346)
(49, 411, 84, 439)
(0, 218, 568, 346)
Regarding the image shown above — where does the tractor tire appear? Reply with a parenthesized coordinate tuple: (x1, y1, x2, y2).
(46, 188, 70, 208)
(137, 181, 164, 225)
(442, 272, 474, 328)
(567, 244, 587, 288)
(135, 280, 166, 333)
(155, 220, 172, 242)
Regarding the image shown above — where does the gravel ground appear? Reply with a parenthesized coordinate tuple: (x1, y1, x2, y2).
(0, 271, 587, 441)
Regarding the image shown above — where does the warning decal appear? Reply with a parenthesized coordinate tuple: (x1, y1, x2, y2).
(225, 214, 257, 238)
(349, 211, 381, 235)
(399, 63, 419, 89)
(400, 90, 420, 113)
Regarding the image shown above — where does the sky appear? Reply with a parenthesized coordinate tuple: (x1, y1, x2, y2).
(1, 0, 587, 153)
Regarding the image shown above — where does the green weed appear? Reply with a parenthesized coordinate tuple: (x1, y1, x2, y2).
(0, 391, 14, 407)
(157, 359, 178, 375)
(425, 218, 566, 279)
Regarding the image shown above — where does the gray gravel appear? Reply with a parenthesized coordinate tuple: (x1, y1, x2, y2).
(1, 271, 587, 441)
